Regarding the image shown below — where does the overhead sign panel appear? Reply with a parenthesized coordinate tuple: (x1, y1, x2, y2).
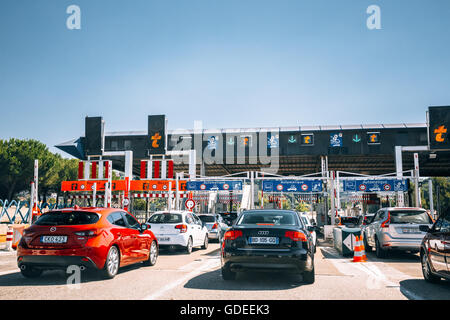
(148, 115, 166, 155)
(343, 179, 409, 192)
(186, 181, 243, 191)
(367, 132, 380, 145)
(428, 106, 450, 150)
(85, 116, 104, 156)
(262, 180, 323, 193)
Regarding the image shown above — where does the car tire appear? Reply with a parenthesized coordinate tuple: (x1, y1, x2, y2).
(303, 266, 315, 284)
(421, 252, 441, 283)
(20, 266, 43, 278)
(100, 245, 120, 279)
(143, 241, 158, 266)
(221, 266, 237, 280)
(201, 235, 208, 250)
(375, 238, 387, 259)
(185, 237, 193, 254)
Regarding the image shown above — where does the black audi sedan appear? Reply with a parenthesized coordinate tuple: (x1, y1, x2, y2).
(220, 209, 316, 283)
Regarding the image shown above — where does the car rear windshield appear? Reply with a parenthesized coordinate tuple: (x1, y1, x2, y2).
(389, 211, 432, 224)
(198, 215, 216, 223)
(147, 213, 182, 224)
(34, 211, 100, 226)
(237, 211, 298, 226)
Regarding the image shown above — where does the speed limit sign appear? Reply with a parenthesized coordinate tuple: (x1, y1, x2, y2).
(185, 199, 196, 211)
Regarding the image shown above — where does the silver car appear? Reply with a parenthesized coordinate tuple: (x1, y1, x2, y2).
(363, 207, 434, 258)
(197, 214, 229, 242)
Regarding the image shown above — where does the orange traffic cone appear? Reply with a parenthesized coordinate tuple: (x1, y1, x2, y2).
(352, 235, 366, 262)
(359, 234, 367, 261)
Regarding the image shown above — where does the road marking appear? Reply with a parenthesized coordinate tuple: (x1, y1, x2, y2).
(0, 269, 19, 276)
(143, 257, 220, 300)
(320, 247, 424, 300)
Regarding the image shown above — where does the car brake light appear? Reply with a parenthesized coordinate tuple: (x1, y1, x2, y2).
(224, 230, 243, 240)
(212, 223, 218, 229)
(381, 212, 391, 228)
(175, 224, 188, 233)
(75, 230, 98, 237)
(285, 231, 307, 242)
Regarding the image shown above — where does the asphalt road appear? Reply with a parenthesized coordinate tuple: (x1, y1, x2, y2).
(0, 241, 449, 300)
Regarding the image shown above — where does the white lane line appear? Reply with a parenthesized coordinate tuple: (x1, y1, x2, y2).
(143, 257, 220, 300)
(0, 269, 19, 276)
(320, 247, 424, 300)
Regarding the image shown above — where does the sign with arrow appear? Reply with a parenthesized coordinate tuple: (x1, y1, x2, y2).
(343, 234, 357, 251)
(352, 134, 361, 143)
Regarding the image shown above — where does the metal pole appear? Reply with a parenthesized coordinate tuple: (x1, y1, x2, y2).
(428, 178, 434, 219)
(414, 153, 420, 207)
(395, 146, 405, 207)
(92, 183, 97, 207)
(168, 181, 173, 211)
(330, 171, 336, 226)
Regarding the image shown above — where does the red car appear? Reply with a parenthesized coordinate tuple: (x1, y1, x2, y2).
(17, 207, 158, 279)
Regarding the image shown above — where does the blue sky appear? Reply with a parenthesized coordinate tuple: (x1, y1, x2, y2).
(0, 0, 449, 155)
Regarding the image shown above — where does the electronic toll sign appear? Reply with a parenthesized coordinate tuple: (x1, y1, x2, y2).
(429, 106, 450, 151)
(148, 115, 166, 155)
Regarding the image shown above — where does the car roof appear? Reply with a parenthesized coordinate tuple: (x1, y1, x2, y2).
(53, 207, 120, 215)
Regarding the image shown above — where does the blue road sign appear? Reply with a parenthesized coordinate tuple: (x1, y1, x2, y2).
(186, 181, 242, 191)
(343, 179, 409, 192)
(330, 133, 343, 147)
(262, 180, 323, 193)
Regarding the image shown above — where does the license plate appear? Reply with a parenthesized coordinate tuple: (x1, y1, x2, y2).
(159, 237, 170, 242)
(402, 228, 420, 234)
(40, 236, 68, 244)
(249, 237, 279, 245)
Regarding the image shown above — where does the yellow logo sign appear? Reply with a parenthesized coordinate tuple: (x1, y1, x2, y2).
(304, 136, 311, 144)
(151, 133, 162, 148)
(370, 134, 377, 143)
(434, 125, 447, 142)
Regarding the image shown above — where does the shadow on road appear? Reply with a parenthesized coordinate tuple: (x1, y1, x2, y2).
(365, 250, 421, 263)
(399, 278, 450, 300)
(184, 269, 306, 291)
(0, 262, 147, 287)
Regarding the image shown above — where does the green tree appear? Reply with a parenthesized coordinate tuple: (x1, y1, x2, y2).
(0, 139, 53, 200)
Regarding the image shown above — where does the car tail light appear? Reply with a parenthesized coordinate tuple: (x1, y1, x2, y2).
(175, 224, 188, 233)
(285, 231, 307, 242)
(212, 223, 218, 229)
(75, 230, 98, 237)
(223, 230, 243, 240)
(381, 212, 391, 228)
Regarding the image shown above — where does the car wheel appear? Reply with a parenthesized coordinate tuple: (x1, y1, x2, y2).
(201, 235, 209, 249)
(221, 266, 237, 280)
(303, 266, 315, 284)
(100, 245, 120, 279)
(364, 235, 372, 252)
(144, 241, 158, 266)
(20, 266, 43, 278)
(375, 239, 387, 259)
(185, 237, 193, 254)
(421, 252, 441, 283)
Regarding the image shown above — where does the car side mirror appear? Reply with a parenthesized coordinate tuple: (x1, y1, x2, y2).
(140, 224, 148, 232)
(419, 225, 431, 233)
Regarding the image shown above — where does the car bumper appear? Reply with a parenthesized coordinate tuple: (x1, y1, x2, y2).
(207, 231, 220, 239)
(221, 248, 313, 273)
(17, 247, 103, 270)
(155, 234, 189, 247)
(380, 235, 423, 251)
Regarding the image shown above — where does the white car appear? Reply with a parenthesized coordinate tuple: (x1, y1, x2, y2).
(146, 211, 209, 254)
(298, 213, 317, 252)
